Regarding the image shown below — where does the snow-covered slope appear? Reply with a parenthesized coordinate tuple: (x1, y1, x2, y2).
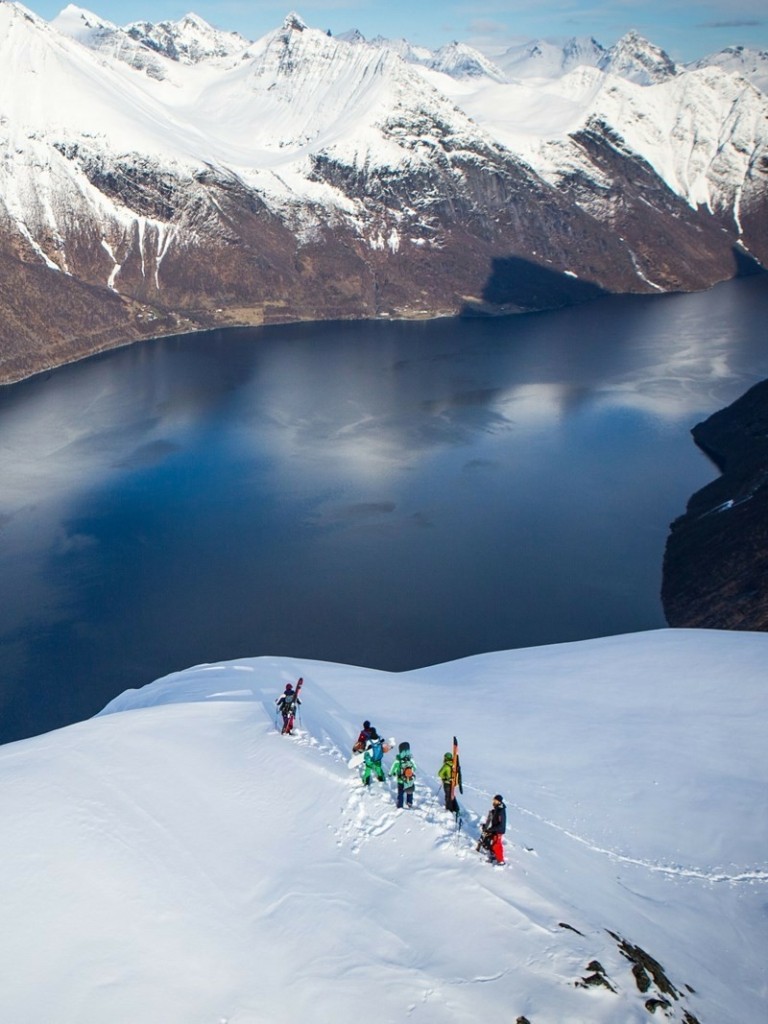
(1, 629, 765, 1023)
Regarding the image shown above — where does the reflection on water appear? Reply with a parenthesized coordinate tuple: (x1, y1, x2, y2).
(1, 275, 767, 743)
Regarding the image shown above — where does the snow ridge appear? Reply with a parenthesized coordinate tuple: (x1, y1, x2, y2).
(1, 629, 765, 1023)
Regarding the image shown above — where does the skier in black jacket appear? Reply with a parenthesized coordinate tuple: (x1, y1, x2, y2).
(276, 681, 302, 735)
(479, 794, 506, 864)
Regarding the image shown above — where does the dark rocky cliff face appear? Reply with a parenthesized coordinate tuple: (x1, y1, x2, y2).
(662, 378, 768, 632)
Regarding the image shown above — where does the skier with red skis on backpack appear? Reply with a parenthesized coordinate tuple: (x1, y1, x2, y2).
(276, 679, 302, 735)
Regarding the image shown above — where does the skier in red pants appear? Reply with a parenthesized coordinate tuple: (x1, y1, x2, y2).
(479, 795, 506, 864)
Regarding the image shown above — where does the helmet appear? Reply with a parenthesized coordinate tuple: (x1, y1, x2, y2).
(493, 794, 504, 803)
(363, 720, 370, 729)
(444, 752, 453, 760)
(285, 684, 293, 692)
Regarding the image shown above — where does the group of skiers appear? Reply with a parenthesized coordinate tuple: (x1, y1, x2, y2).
(276, 682, 506, 864)
(353, 721, 416, 808)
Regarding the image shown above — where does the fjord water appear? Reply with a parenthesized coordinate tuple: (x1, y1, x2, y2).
(1, 275, 767, 743)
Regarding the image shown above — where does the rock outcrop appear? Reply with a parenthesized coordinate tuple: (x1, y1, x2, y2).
(662, 378, 768, 631)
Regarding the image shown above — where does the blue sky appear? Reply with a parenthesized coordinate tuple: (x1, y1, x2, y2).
(29, 0, 768, 61)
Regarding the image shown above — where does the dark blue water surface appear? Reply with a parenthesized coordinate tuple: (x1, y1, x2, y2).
(2, 275, 768, 743)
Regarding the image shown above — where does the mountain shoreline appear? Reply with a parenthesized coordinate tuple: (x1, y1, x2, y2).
(4, 263, 764, 388)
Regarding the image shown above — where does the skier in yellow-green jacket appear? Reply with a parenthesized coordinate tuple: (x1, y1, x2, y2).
(437, 751, 454, 810)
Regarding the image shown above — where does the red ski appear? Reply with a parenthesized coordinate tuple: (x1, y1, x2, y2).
(279, 677, 304, 734)
(449, 734, 463, 824)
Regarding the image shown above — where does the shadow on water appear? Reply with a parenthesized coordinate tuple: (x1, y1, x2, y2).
(463, 255, 608, 315)
(732, 244, 766, 279)
(465, 248, 765, 318)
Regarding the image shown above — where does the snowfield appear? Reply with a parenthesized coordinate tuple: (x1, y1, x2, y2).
(1, 628, 765, 1023)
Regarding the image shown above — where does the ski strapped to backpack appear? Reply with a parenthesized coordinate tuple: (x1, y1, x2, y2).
(277, 677, 304, 735)
(449, 734, 463, 826)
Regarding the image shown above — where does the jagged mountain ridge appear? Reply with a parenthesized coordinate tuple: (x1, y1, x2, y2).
(689, 45, 768, 94)
(1, 2, 767, 383)
(52, 4, 251, 72)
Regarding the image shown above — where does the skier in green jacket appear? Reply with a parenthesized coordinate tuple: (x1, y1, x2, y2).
(361, 729, 387, 786)
(437, 752, 454, 810)
(390, 742, 416, 808)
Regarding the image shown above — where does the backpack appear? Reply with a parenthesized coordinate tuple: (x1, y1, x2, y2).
(369, 738, 384, 762)
(399, 753, 415, 786)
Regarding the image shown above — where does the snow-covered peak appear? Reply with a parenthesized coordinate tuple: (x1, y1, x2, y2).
(600, 29, 679, 84)
(336, 27, 366, 46)
(123, 10, 251, 65)
(52, 5, 170, 78)
(51, 3, 117, 41)
(282, 11, 308, 32)
(428, 40, 507, 82)
(495, 36, 606, 80)
(689, 45, 768, 93)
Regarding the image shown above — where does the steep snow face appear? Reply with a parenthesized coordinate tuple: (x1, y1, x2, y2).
(599, 30, 680, 84)
(0, 630, 766, 1023)
(584, 67, 767, 213)
(689, 45, 768, 94)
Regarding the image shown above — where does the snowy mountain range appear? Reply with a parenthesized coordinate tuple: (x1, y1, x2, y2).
(2, 628, 766, 1023)
(1, 2, 767, 383)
